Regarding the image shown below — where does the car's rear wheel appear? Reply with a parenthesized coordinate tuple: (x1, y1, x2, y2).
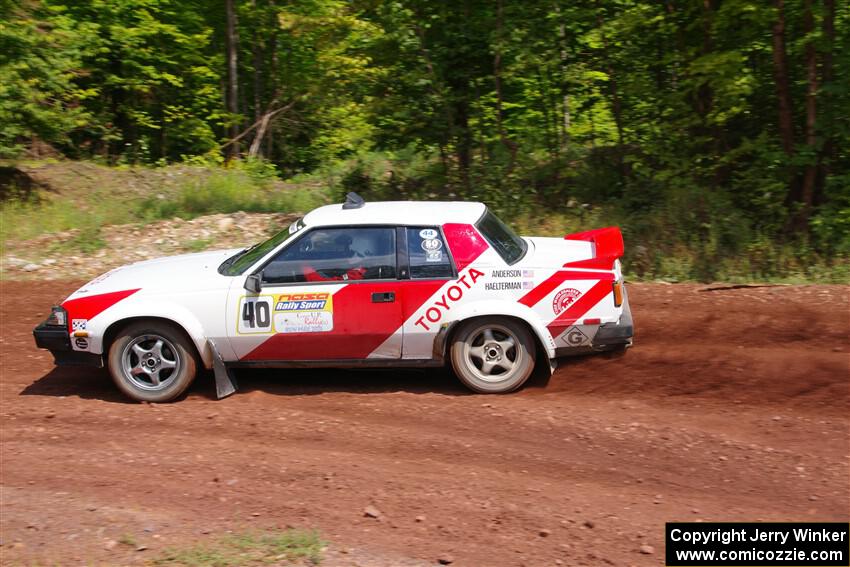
(107, 321, 197, 402)
(450, 317, 536, 393)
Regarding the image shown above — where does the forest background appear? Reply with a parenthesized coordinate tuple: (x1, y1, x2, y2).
(1, 0, 848, 282)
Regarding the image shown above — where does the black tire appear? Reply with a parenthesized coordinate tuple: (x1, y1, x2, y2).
(107, 321, 198, 403)
(450, 317, 536, 393)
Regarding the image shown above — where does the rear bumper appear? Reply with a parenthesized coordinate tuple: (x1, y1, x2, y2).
(592, 288, 633, 350)
(553, 286, 634, 357)
(33, 323, 103, 367)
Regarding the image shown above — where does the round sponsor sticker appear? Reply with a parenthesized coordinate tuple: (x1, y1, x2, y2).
(419, 229, 438, 239)
(421, 238, 442, 252)
(552, 288, 581, 315)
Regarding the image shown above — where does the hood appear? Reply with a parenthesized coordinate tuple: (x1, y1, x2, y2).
(518, 237, 594, 268)
(66, 248, 241, 301)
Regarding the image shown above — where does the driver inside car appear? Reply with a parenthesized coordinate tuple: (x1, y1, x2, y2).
(303, 233, 366, 282)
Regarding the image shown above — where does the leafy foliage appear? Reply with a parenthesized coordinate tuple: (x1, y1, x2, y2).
(1, 0, 848, 280)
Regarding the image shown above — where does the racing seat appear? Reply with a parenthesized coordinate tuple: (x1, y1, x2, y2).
(303, 265, 365, 282)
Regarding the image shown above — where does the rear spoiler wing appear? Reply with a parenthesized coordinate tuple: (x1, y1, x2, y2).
(563, 227, 624, 270)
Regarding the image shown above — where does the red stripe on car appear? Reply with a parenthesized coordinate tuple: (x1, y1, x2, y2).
(563, 257, 617, 270)
(242, 280, 446, 361)
(442, 223, 489, 271)
(547, 280, 612, 336)
(518, 270, 614, 308)
(62, 289, 141, 331)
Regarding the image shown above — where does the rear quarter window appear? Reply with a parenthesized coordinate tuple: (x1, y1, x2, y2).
(475, 210, 527, 265)
(407, 227, 453, 278)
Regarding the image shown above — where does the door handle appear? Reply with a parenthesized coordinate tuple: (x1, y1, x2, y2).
(371, 292, 395, 303)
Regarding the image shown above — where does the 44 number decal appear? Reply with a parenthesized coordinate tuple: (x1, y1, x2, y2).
(237, 296, 273, 334)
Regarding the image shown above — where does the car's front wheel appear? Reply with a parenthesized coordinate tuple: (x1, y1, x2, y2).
(107, 321, 198, 402)
(450, 317, 536, 393)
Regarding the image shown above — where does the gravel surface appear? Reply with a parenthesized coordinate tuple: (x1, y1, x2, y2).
(0, 281, 848, 566)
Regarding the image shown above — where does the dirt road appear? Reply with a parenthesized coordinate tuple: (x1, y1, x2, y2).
(1, 281, 848, 566)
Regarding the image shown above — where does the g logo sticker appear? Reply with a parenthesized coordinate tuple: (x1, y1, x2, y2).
(564, 328, 590, 346)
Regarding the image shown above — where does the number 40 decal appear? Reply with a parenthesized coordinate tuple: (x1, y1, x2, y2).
(237, 296, 273, 334)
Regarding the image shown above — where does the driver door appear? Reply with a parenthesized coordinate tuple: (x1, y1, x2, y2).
(226, 226, 403, 362)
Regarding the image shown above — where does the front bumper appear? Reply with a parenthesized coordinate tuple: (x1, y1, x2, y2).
(33, 322, 103, 367)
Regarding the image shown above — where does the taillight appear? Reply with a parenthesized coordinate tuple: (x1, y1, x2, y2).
(612, 281, 623, 307)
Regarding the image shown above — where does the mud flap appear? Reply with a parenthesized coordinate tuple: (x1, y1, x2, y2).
(207, 339, 238, 399)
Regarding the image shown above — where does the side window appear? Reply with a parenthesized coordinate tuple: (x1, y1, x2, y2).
(262, 227, 396, 284)
(407, 227, 453, 279)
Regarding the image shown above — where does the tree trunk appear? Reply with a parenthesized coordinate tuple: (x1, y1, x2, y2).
(771, 0, 801, 218)
(251, 0, 263, 157)
(554, 3, 570, 151)
(664, 1, 681, 89)
(816, 0, 835, 206)
(225, 0, 241, 159)
(539, 67, 559, 158)
(248, 112, 271, 158)
(413, 21, 455, 179)
(454, 100, 472, 189)
(800, 0, 818, 215)
(696, 0, 714, 120)
(108, 52, 129, 162)
(595, 6, 626, 182)
(266, 0, 279, 160)
(493, 0, 518, 171)
(771, 0, 795, 157)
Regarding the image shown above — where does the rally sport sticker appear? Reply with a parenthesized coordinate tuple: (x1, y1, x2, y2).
(273, 292, 333, 333)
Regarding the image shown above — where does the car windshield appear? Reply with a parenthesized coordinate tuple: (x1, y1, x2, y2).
(475, 209, 528, 265)
(218, 219, 303, 276)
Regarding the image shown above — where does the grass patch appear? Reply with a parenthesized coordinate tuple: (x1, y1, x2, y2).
(1, 195, 108, 244)
(183, 238, 214, 253)
(153, 529, 324, 566)
(1, 160, 332, 254)
(46, 227, 107, 254)
(137, 171, 330, 222)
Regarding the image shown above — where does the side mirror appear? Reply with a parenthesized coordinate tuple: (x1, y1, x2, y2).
(244, 272, 262, 293)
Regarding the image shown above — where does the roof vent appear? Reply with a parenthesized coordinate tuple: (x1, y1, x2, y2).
(342, 191, 365, 209)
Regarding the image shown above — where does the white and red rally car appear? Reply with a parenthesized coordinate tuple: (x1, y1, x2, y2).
(34, 193, 633, 402)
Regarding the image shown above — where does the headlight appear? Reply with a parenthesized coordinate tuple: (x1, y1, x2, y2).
(44, 306, 67, 327)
